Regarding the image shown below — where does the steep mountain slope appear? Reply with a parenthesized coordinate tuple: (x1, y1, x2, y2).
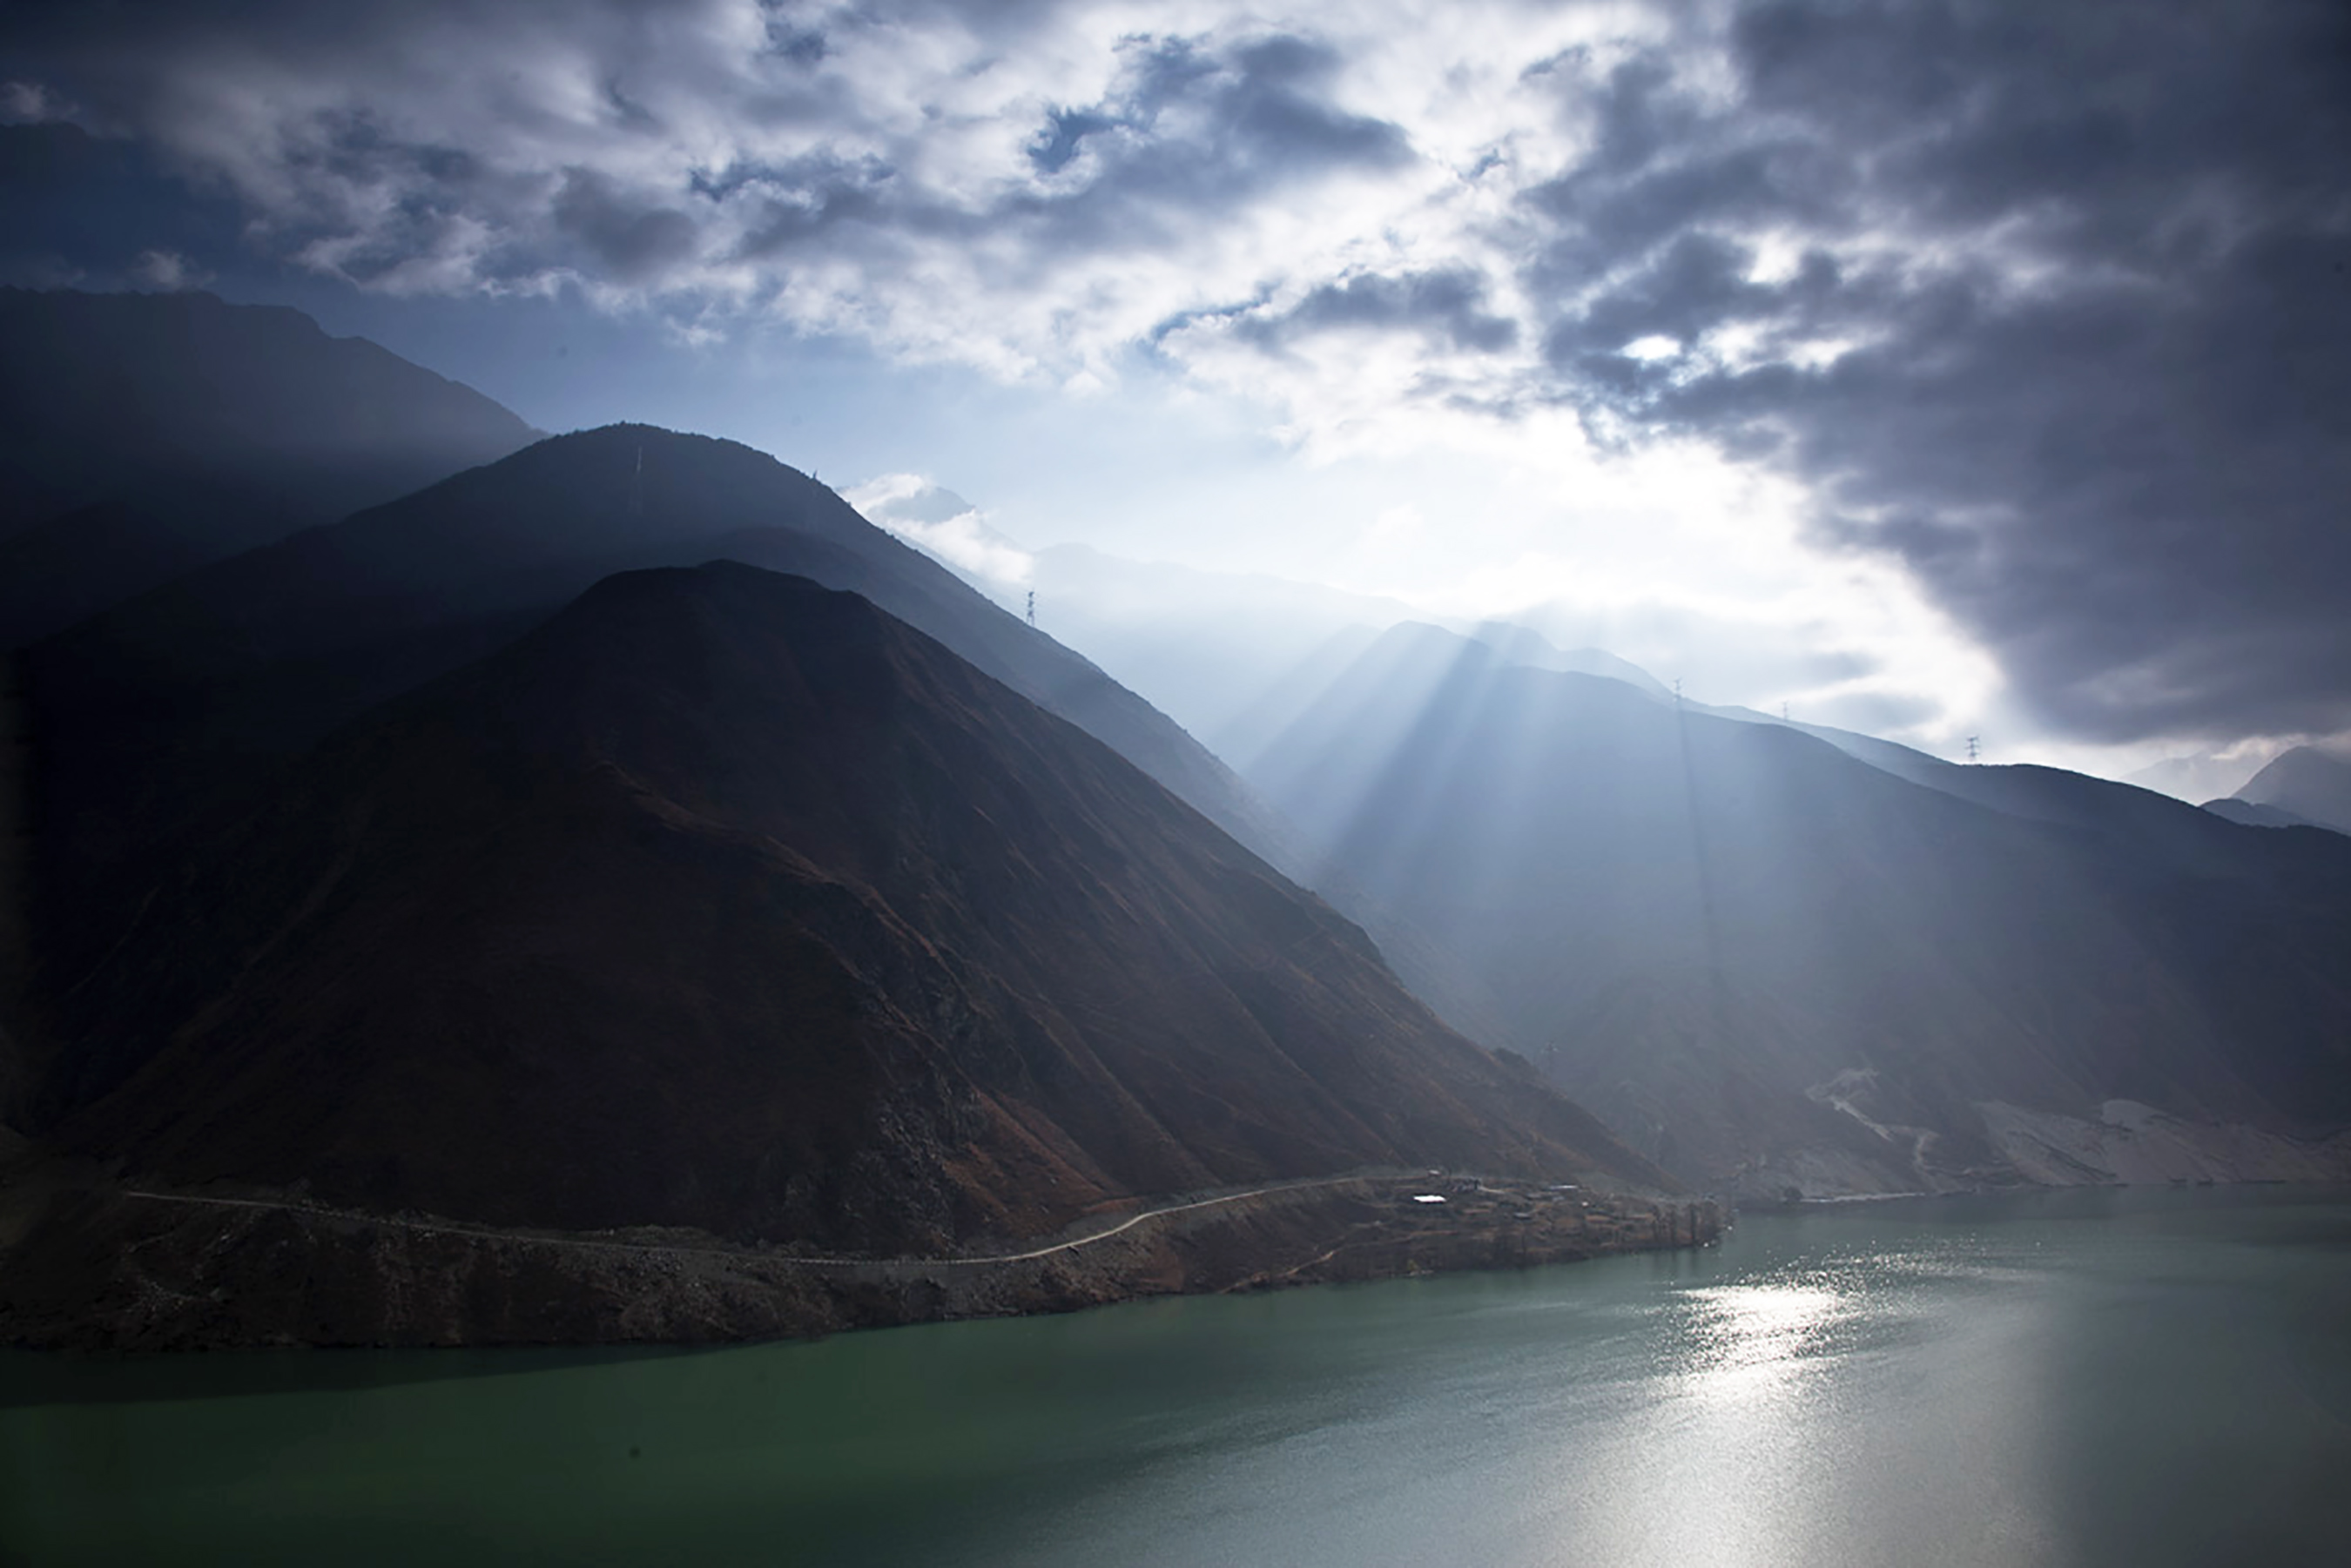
(0, 288, 537, 644)
(1246, 623, 2351, 1196)
(2233, 747, 2351, 836)
(46, 564, 1658, 1259)
(18, 426, 1300, 1055)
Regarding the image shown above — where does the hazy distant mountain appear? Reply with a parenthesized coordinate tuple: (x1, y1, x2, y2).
(852, 494, 1655, 763)
(1508, 647, 2271, 856)
(0, 288, 536, 644)
(2127, 750, 2267, 805)
(44, 564, 1659, 1254)
(1245, 622, 2351, 1197)
(2199, 797, 2327, 831)
(1459, 620, 1672, 698)
(1018, 543, 1429, 746)
(1214, 619, 1674, 776)
(17, 427, 1304, 1074)
(2232, 747, 2351, 837)
(1712, 705, 2286, 862)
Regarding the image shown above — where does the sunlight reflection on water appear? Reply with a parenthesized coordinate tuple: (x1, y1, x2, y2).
(1674, 1281, 1849, 1397)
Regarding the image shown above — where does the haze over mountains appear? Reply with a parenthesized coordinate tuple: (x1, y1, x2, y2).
(1, 290, 1678, 1343)
(1241, 622, 2351, 1196)
(2222, 748, 2351, 837)
(0, 288, 537, 647)
(5, 288, 2350, 1349)
(852, 480, 1667, 769)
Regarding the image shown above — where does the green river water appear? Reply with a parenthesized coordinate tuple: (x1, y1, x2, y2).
(4, 1185, 2348, 1566)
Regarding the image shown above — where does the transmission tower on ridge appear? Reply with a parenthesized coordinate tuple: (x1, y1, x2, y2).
(1966, 735, 1981, 763)
(1026, 589, 1037, 628)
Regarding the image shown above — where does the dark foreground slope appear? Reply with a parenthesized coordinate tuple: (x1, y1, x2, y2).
(1248, 624, 2351, 1199)
(0, 288, 537, 646)
(3, 565, 1667, 1343)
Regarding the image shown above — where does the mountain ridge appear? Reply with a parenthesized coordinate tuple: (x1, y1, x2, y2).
(1243, 619, 2351, 1197)
(2231, 746, 2351, 836)
(0, 286, 538, 645)
(17, 424, 1312, 1073)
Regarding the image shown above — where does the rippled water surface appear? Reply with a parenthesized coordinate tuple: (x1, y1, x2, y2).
(7, 1185, 2350, 1566)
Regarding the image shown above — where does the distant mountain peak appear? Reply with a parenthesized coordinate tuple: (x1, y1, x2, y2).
(2232, 745, 2351, 835)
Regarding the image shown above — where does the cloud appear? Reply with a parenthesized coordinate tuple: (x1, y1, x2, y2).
(1236, 267, 1519, 354)
(5, 0, 2348, 747)
(1541, 2, 2351, 745)
(1, 77, 65, 124)
(128, 246, 208, 290)
(845, 472, 1035, 585)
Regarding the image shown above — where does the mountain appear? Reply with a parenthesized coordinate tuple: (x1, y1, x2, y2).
(2128, 750, 2267, 804)
(2232, 747, 2351, 836)
(869, 522, 1664, 773)
(1244, 622, 2351, 1197)
(36, 564, 1658, 1268)
(15, 426, 1305, 1064)
(1452, 627, 2289, 859)
(0, 288, 538, 645)
(2201, 797, 2327, 831)
(1213, 619, 1673, 777)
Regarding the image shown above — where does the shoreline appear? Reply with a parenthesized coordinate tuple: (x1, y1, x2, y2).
(0, 1167, 1725, 1353)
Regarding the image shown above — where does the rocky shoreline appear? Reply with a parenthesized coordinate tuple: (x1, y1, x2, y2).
(0, 1166, 1724, 1352)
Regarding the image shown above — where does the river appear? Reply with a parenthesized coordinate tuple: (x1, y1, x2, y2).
(5, 1184, 2348, 1566)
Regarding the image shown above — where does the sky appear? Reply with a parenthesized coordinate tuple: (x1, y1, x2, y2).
(3, 0, 2347, 788)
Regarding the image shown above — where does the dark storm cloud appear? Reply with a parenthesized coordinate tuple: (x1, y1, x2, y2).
(982, 31, 1412, 260)
(1238, 268, 1519, 354)
(765, 30, 1407, 266)
(1508, 0, 2351, 743)
(552, 170, 700, 281)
